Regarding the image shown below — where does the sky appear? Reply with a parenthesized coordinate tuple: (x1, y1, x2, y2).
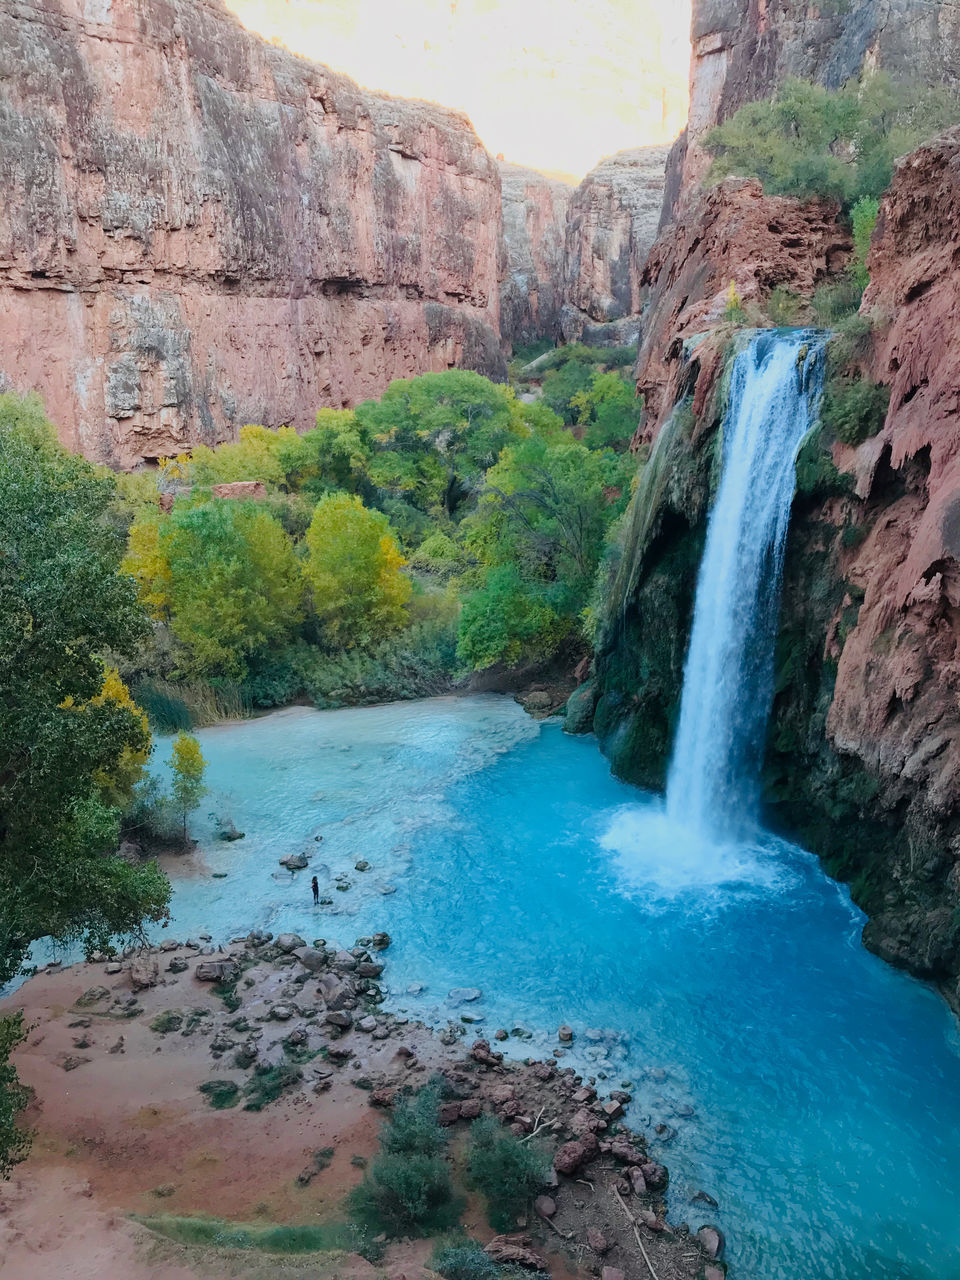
(225, 0, 691, 181)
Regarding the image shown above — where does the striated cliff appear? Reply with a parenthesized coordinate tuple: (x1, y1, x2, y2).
(0, 0, 506, 466)
(497, 162, 572, 352)
(560, 146, 669, 346)
(663, 0, 960, 221)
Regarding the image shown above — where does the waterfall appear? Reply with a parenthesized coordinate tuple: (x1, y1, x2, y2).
(665, 330, 826, 840)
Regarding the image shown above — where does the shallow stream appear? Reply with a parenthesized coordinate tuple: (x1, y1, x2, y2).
(152, 695, 960, 1280)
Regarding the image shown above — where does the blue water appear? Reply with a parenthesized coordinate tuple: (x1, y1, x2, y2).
(148, 696, 960, 1280)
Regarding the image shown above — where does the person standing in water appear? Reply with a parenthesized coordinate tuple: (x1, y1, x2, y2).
(311, 875, 319, 905)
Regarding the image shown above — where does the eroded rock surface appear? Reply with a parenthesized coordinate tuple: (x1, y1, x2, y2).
(0, 0, 505, 465)
(497, 161, 571, 351)
(561, 146, 669, 345)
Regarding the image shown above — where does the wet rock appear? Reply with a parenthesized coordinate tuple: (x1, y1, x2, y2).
(692, 1189, 719, 1209)
(704, 1267, 725, 1280)
(216, 819, 245, 841)
(558, 1024, 574, 1043)
(371, 933, 391, 950)
(279, 853, 309, 870)
(609, 1139, 645, 1165)
(354, 859, 370, 871)
(356, 962, 384, 978)
(195, 958, 240, 983)
(448, 987, 482, 1004)
(276, 933, 306, 954)
(698, 1225, 725, 1259)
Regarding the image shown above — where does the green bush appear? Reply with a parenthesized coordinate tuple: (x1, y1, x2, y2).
(381, 1081, 448, 1158)
(767, 286, 804, 327)
(822, 377, 890, 445)
(349, 1151, 462, 1236)
(292, 620, 459, 708)
(811, 277, 864, 326)
(466, 1114, 550, 1232)
(432, 1240, 501, 1280)
(850, 195, 880, 289)
(705, 74, 960, 206)
(198, 1079, 240, 1109)
(794, 427, 849, 499)
(242, 1063, 303, 1111)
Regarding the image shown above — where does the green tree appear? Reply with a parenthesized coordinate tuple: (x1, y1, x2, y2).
(158, 500, 303, 678)
(569, 370, 638, 449)
(304, 494, 412, 647)
(356, 370, 524, 516)
(0, 394, 171, 1171)
(170, 732, 207, 842)
(705, 74, 960, 206)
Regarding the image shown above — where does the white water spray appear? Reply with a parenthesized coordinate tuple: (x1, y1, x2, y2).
(665, 330, 826, 839)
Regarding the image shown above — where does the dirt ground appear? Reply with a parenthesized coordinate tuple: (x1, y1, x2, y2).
(0, 941, 721, 1280)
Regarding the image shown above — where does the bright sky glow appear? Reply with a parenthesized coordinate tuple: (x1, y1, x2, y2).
(226, 0, 691, 180)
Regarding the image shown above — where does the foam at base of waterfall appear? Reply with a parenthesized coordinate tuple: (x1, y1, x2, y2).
(598, 801, 801, 906)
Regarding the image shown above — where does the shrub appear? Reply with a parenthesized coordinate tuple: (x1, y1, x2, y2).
(198, 1079, 240, 1109)
(850, 195, 880, 289)
(242, 1063, 304, 1111)
(381, 1081, 448, 1158)
(466, 1114, 550, 1232)
(822, 377, 890, 445)
(811, 277, 864, 326)
(292, 621, 458, 709)
(135, 1213, 371, 1255)
(432, 1240, 501, 1280)
(766, 286, 804, 327)
(348, 1152, 461, 1236)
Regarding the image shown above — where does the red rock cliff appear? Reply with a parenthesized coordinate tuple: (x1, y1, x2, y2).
(0, 0, 506, 466)
(497, 162, 572, 352)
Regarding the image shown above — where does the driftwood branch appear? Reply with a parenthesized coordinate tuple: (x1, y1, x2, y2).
(613, 1187, 661, 1280)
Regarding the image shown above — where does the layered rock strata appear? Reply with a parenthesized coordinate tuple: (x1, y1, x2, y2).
(0, 0, 505, 466)
(497, 161, 572, 351)
(561, 146, 669, 345)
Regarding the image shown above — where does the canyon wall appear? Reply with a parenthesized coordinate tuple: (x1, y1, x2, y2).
(663, 0, 960, 221)
(560, 146, 669, 346)
(497, 162, 572, 352)
(0, 0, 506, 466)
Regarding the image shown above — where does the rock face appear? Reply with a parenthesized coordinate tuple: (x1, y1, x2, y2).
(592, 129, 960, 1005)
(634, 177, 850, 436)
(0, 0, 505, 466)
(664, 0, 960, 220)
(561, 146, 669, 346)
(497, 162, 572, 351)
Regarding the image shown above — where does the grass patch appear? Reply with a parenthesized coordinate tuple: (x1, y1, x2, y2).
(150, 1010, 183, 1034)
(134, 1213, 369, 1255)
(197, 1080, 240, 1110)
(212, 982, 241, 1013)
(242, 1063, 304, 1111)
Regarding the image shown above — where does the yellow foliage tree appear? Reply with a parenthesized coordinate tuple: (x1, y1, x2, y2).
(60, 667, 152, 808)
(122, 511, 172, 620)
(304, 494, 411, 648)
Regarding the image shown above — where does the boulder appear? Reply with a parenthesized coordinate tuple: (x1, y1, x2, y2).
(698, 1225, 725, 1259)
(276, 933, 306, 954)
(557, 1024, 574, 1043)
(563, 680, 598, 734)
(270, 1004, 295, 1021)
(195, 959, 240, 983)
(325, 1010, 353, 1030)
(371, 932, 391, 950)
(317, 974, 355, 1010)
(448, 987, 482, 1003)
(641, 1160, 668, 1191)
(216, 819, 245, 841)
(279, 853, 309, 870)
(534, 1195, 556, 1219)
(332, 950, 358, 972)
(295, 946, 327, 974)
(129, 955, 159, 991)
(75, 986, 110, 1007)
(554, 1139, 595, 1176)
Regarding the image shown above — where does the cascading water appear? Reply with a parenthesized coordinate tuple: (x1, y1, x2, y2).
(665, 330, 826, 839)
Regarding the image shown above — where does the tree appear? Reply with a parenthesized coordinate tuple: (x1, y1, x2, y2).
(569, 370, 638, 449)
(356, 370, 525, 516)
(704, 74, 960, 206)
(170, 732, 207, 842)
(304, 494, 412, 647)
(158, 500, 303, 677)
(0, 393, 171, 1172)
